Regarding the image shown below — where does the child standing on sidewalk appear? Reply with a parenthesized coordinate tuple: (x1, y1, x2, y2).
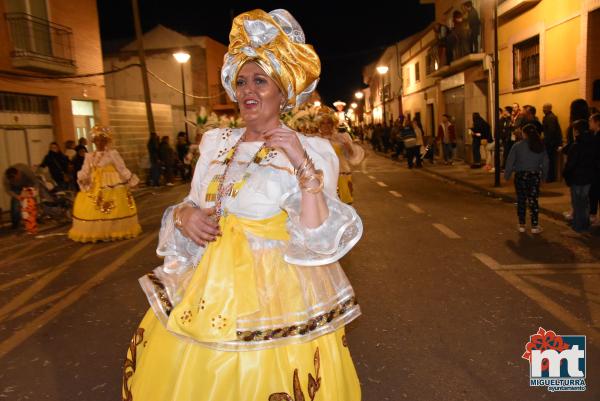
(504, 124, 549, 234)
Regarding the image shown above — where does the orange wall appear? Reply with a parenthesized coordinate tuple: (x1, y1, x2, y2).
(0, 0, 107, 144)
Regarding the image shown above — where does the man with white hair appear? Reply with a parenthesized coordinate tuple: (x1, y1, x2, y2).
(542, 103, 562, 182)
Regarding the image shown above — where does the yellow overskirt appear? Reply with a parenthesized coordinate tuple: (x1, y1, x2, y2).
(123, 309, 361, 401)
(68, 164, 141, 243)
(338, 174, 354, 204)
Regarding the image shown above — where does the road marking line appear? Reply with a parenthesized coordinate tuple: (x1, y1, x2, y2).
(432, 223, 461, 239)
(389, 190, 402, 198)
(0, 242, 75, 269)
(407, 203, 425, 214)
(530, 276, 600, 304)
(376, 181, 388, 187)
(5, 286, 76, 322)
(473, 253, 600, 340)
(368, 175, 376, 179)
(0, 242, 41, 267)
(0, 267, 52, 292)
(0, 246, 91, 321)
(0, 233, 157, 360)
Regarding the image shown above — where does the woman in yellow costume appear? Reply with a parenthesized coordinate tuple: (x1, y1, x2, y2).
(123, 9, 363, 401)
(315, 107, 364, 204)
(68, 126, 141, 242)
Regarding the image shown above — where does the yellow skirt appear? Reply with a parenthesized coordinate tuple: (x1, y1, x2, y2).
(69, 165, 141, 243)
(123, 309, 361, 401)
(337, 174, 354, 204)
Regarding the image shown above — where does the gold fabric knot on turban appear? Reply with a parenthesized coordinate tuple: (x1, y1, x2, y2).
(221, 9, 321, 112)
(90, 125, 112, 140)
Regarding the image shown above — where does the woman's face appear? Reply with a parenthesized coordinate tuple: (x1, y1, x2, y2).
(235, 62, 284, 126)
(94, 136, 108, 150)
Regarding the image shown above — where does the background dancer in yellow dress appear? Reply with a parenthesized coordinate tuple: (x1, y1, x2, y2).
(123, 9, 363, 401)
(315, 106, 365, 204)
(69, 126, 141, 242)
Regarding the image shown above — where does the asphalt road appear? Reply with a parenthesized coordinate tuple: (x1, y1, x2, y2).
(0, 149, 599, 401)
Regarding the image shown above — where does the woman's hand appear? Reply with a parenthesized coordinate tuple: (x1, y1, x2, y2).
(178, 206, 221, 247)
(263, 126, 305, 168)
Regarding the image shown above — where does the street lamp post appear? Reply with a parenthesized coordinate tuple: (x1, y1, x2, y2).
(173, 51, 191, 138)
(354, 91, 364, 124)
(376, 65, 389, 127)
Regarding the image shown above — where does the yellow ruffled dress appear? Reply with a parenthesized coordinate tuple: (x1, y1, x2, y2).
(69, 149, 141, 242)
(123, 128, 363, 401)
(330, 134, 364, 204)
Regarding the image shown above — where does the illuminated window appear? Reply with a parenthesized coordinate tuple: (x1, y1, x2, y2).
(513, 35, 539, 89)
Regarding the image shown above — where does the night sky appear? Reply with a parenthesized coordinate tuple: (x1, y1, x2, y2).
(97, 0, 434, 107)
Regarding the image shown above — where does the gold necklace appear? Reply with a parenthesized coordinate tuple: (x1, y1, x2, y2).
(214, 133, 269, 219)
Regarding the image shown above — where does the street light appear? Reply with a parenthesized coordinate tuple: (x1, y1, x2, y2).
(351, 102, 358, 109)
(354, 91, 363, 99)
(376, 65, 389, 127)
(173, 51, 191, 137)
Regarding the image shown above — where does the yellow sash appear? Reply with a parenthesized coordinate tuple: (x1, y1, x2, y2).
(167, 212, 289, 342)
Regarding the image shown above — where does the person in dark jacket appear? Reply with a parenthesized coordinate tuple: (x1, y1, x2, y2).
(147, 132, 161, 186)
(589, 113, 600, 224)
(542, 103, 562, 182)
(3, 164, 37, 229)
(463, 1, 480, 53)
(500, 106, 513, 169)
(563, 99, 590, 155)
(400, 120, 420, 169)
(470, 112, 490, 167)
(39, 142, 69, 190)
(563, 119, 597, 232)
(159, 136, 176, 186)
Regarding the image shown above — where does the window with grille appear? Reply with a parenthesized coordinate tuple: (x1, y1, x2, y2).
(0, 92, 51, 113)
(513, 35, 539, 89)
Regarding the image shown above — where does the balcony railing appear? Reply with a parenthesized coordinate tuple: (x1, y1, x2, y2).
(5, 12, 76, 74)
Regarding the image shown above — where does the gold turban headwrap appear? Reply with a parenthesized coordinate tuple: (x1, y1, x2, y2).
(221, 9, 321, 112)
(90, 125, 112, 141)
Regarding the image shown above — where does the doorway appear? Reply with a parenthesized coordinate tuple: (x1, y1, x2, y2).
(444, 86, 466, 160)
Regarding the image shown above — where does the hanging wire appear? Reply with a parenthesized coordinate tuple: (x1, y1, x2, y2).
(0, 63, 228, 100)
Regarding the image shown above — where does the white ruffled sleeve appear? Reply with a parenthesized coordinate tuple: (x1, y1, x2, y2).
(281, 135, 363, 266)
(110, 149, 139, 187)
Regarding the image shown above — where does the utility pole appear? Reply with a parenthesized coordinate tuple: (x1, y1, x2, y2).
(131, 0, 156, 133)
(493, 0, 501, 187)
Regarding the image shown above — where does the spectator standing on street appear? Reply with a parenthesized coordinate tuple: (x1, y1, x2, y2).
(470, 112, 490, 168)
(500, 106, 513, 169)
(159, 136, 176, 186)
(542, 103, 562, 182)
(504, 124, 549, 234)
(588, 113, 600, 224)
(64, 140, 77, 160)
(75, 137, 88, 153)
(176, 131, 191, 181)
(3, 164, 37, 230)
(39, 142, 70, 190)
(563, 119, 596, 233)
(147, 132, 161, 186)
(437, 114, 456, 164)
(401, 119, 421, 169)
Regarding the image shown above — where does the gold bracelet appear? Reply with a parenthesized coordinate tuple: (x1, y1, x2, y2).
(173, 204, 190, 229)
(299, 169, 324, 193)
